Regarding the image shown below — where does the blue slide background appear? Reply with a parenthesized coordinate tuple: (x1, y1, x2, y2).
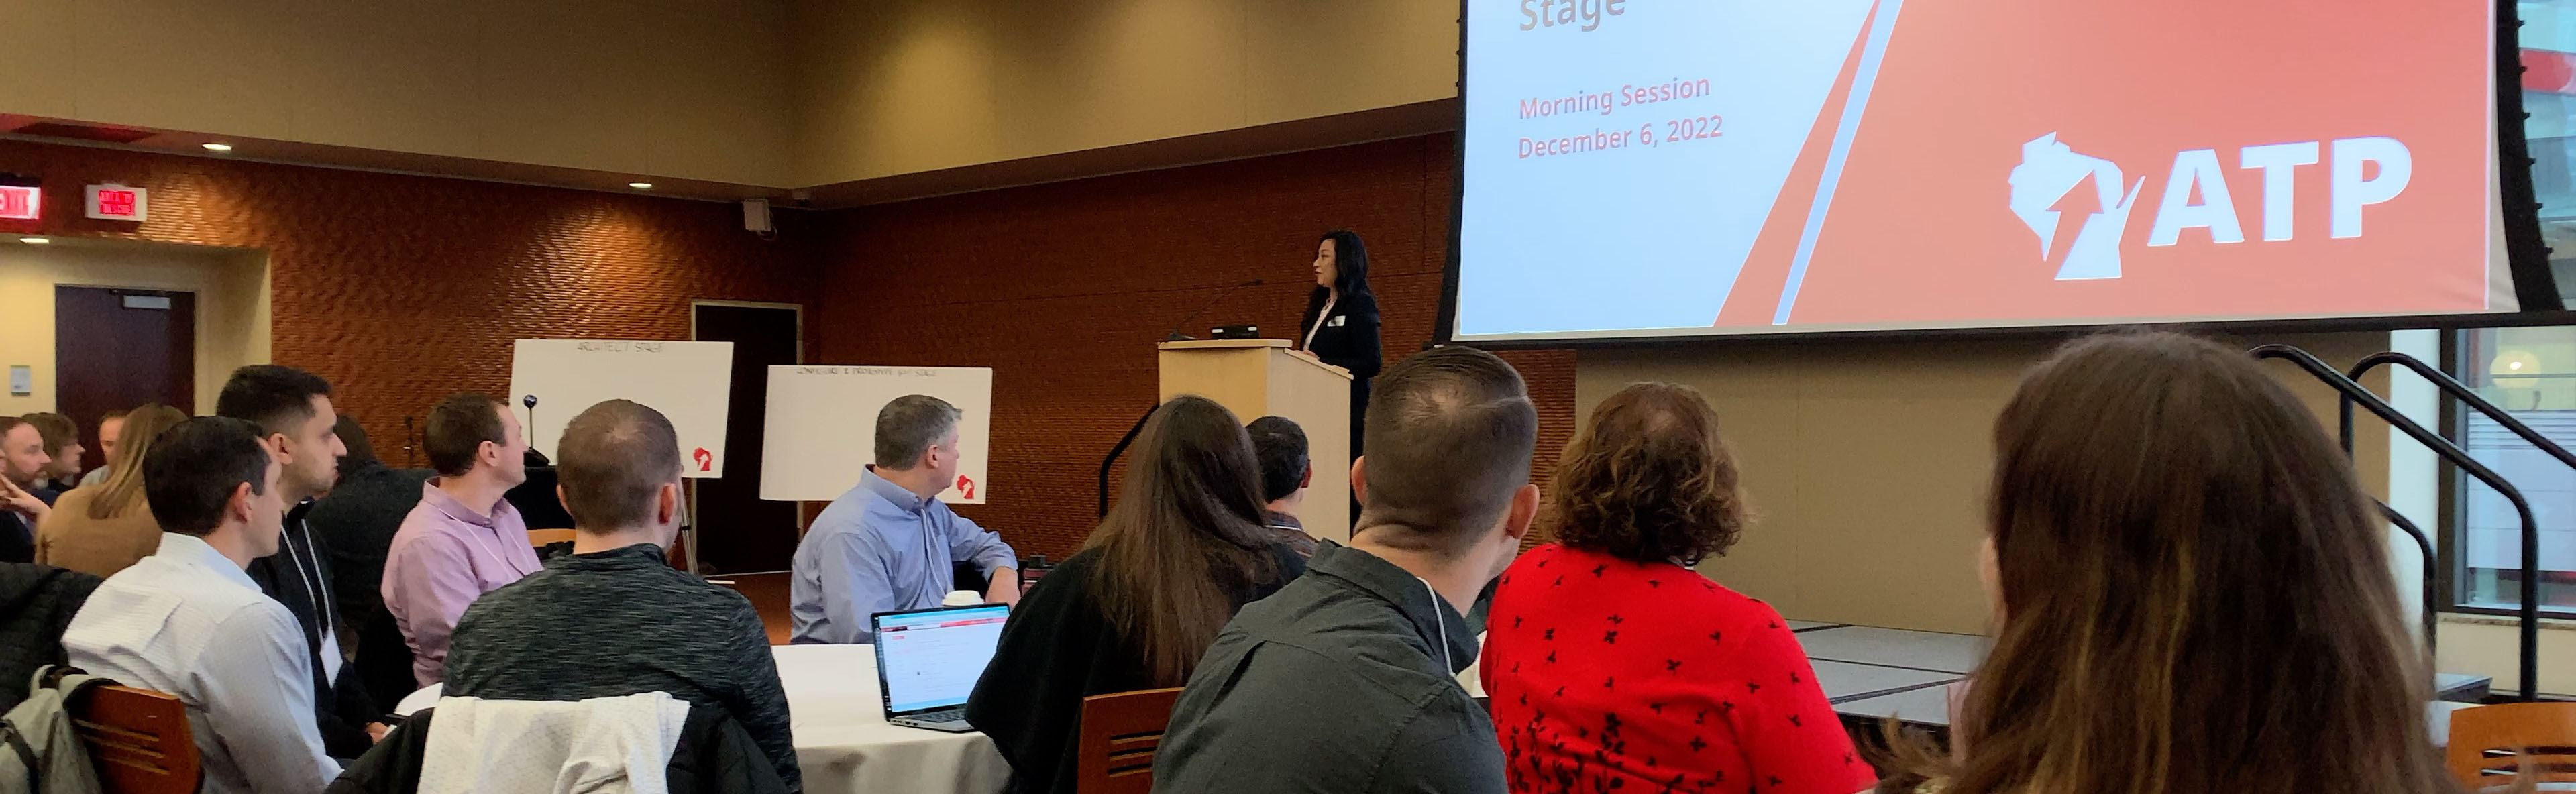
(1456, 0, 1876, 338)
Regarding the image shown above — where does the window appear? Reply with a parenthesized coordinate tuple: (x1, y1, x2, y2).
(2453, 327, 2576, 614)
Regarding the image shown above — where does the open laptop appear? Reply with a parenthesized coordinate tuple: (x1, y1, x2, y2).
(871, 603, 1011, 732)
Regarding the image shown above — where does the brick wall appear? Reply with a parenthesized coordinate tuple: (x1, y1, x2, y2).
(817, 135, 1576, 559)
(0, 139, 819, 445)
(0, 135, 1569, 563)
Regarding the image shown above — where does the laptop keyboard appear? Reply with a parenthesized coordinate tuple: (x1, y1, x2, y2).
(903, 707, 966, 724)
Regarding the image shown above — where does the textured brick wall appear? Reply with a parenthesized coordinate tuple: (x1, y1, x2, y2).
(0, 139, 819, 447)
(818, 135, 1576, 559)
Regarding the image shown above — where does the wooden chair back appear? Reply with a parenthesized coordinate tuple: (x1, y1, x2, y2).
(71, 685, 201, 794)
(527, 528, 578, 547)
(2447, 701, 2576, 791)
(1075, 687, 1184, 794)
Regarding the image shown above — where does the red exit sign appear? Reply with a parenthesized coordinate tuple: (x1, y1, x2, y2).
(85, 184, 146, 221)
(0, 185, 38, 221)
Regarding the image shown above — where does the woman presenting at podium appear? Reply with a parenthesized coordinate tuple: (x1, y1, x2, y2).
(1299, 230, 1382, 462)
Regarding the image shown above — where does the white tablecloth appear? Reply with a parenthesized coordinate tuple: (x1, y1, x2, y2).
(394, 645, 1010, 794)
(775, 643, 1010, 794)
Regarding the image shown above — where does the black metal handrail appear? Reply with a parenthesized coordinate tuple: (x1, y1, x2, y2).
(2373, 501, 2439, 660)
(2255, 345, 2540, 701)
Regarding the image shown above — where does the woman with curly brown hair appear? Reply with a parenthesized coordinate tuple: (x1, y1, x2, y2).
(1481, 382, 1870, 794)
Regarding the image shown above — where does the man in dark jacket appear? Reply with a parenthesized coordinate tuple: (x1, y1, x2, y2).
(0, 563, 102, 711)
(303, 416, 433, 710)
(1152, 346, 1539, 793)
(443, 400, 798, 790)
(217, 364, 384, 756)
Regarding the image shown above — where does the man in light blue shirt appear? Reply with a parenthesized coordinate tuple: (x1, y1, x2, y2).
(791, 395, 1019, 644)
(62, 416, 342, 794)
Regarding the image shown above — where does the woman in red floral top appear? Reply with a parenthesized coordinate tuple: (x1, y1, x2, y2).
(1483, 382, 1872, 794)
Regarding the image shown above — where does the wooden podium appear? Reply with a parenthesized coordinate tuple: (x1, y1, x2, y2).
(1157, 339, 1352, 542)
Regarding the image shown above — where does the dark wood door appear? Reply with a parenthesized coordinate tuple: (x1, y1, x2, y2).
(56, 286, 194, 472)
(693, 302, 801, 574)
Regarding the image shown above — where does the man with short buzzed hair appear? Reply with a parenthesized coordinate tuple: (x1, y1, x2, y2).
(446, 399, 799, 789)
(1155, 346, 1540, 794)
(790, 394, 1019, 645)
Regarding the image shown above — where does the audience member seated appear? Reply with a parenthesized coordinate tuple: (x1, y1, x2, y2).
(302, 416, 433, 710)
(1245, 415, 1320, 557)
(1484, 382, 1869, 794)
(967, 395, 1307, 794)
(34, 404, 188, 577)
(0, 417, 56, 563)
(0, 562, 101, 712)
(219, 364, 380, 756)
(384, 392, 541, 686)
(21, 412, 83, 492)
(1154, 346, 1538, 793)
(1878, 331, 2456, 794)
(74, 409, 125, 488)
(61, 416, 342, 794)
(443, 399, 800, 789)
(790, 394, 1019, 644)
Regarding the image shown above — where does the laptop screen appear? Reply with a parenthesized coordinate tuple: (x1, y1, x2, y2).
(873, 604, 1011, 714)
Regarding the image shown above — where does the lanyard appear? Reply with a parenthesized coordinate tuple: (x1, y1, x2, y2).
(1417, 577, 1450, 671)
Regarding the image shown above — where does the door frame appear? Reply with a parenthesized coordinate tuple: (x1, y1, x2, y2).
(690, 299, 804, 360)
(688, 299, 806, 576)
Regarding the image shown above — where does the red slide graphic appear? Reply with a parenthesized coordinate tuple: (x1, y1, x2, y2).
(1734, 0, 2493, 328)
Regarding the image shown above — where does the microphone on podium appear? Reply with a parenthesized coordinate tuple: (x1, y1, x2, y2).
(1164, 278, 1265, 342)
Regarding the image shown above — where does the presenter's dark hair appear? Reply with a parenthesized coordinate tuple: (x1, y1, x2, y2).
(1085, 394, 1279, 687)
(144, 416, 273, 536)
(1246, 416, 1309, 503)
(875, 395, 962, 470)
(1320, 230, 1373, 298)
(557, 400, 681, 530)
(1356, 345, 1535, 555)
(425, 392, 507, 477)
(215, 364, 333, 437)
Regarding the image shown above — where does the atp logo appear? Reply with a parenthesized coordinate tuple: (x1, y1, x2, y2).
(2008, 132, 2414, 281)
(2010, 133, 2145, 280)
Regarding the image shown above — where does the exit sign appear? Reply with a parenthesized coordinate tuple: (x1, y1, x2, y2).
(85, 184, 146, 221)
(0, 185, 37, 221)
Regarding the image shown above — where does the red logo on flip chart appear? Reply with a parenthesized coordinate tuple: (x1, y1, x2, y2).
(955, 475, 976, 500)
(692, 447, 713, 472)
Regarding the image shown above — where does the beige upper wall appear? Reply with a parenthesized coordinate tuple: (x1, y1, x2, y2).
(0, 0, 796, 186)
(787, 0, 1458, 185)
(0, 0, 1459, 190)
(1576, 332, 2397, 635)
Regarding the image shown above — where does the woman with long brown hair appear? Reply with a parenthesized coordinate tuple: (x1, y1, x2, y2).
(1886, 331, 2457, 794)
(966, 394, 1304, 794)
(36, 403, 189, 576)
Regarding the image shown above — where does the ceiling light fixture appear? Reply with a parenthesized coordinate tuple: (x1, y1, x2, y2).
(18, 237, 49, 244)
(628, 182, 654, 190)
(201, 142, 233, 152)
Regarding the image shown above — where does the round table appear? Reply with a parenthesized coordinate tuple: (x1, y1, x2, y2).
(774, 644, 1009, 794)
(393, 644, 1011, 794)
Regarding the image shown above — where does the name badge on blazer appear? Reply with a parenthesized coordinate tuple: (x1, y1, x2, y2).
(1328, 315, 1348, 327)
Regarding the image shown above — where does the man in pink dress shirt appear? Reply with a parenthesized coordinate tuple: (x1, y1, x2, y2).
(382, 392, 541, 687)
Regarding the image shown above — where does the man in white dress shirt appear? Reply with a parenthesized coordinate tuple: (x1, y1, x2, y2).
(62, 416, 343, 794)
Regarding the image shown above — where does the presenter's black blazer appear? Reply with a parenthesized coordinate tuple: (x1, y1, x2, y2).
(1299, 287, 1382, 458)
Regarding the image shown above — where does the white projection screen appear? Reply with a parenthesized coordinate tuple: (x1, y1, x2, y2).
(1451, 0, 2512, 342)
